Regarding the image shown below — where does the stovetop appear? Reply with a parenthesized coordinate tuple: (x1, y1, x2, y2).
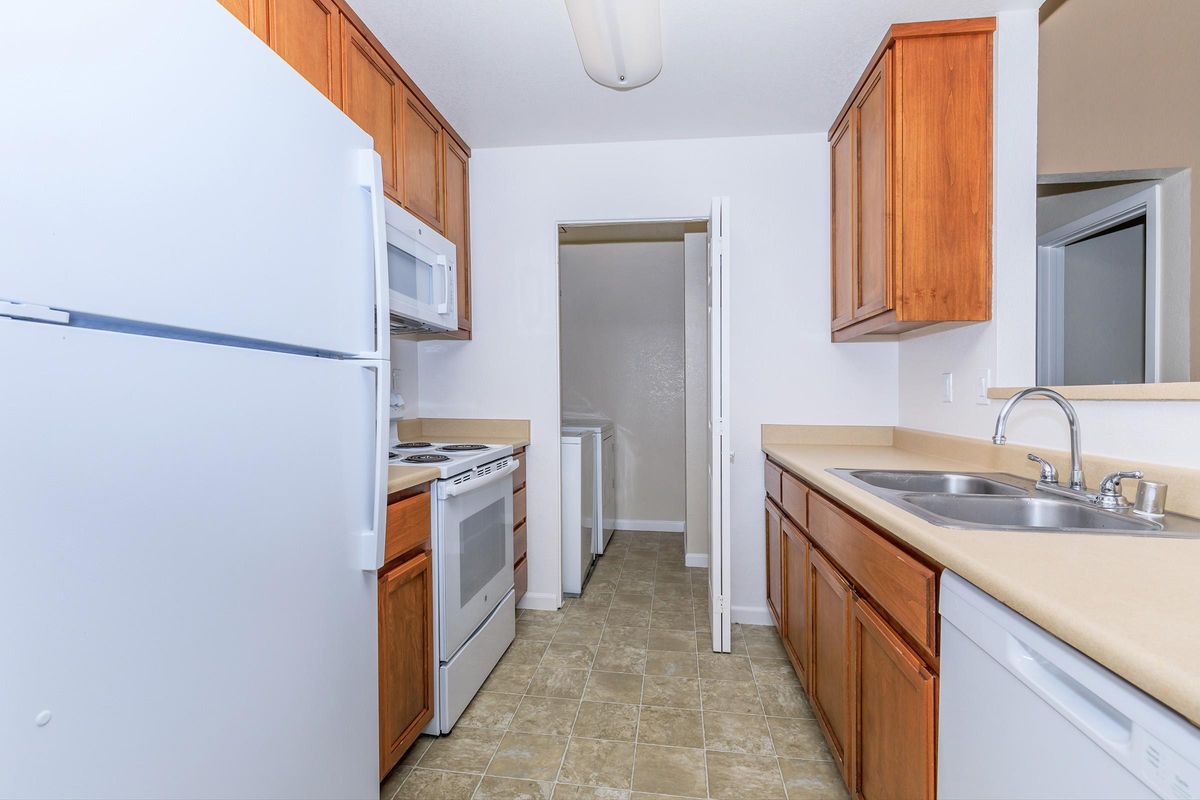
(387, 441, 515, 478)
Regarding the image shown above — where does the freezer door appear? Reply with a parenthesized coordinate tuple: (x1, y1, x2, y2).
(0, 1, 383, 357)
(0, 320, 382, 799)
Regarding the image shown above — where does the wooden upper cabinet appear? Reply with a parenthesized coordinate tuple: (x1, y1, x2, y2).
(401, 90, 445, 230)
(443, 136, 472, 336)
(765, 500, 784, 628)
(216, 0, 267, 39)
(379, 550, 434, 778)
(782, 517, 809, 682)
(851, 596, 936, 800)
(829, 17, 994, 341)
(264, 0, 342, 103)
(810, 547, 852, 781)
(341, 18, 400, 197)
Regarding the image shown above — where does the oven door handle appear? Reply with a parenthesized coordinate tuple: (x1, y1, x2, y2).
(441, 459, 519, 498)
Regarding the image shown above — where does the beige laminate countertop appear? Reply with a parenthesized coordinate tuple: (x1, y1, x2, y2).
(764, 441, 1200, 725)
(386, 466, 439, 495)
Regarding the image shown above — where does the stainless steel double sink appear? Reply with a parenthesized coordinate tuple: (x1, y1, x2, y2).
(828, 469, 1200, 538)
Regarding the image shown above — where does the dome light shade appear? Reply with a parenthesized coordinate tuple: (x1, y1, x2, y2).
(565, 0, 662, 91)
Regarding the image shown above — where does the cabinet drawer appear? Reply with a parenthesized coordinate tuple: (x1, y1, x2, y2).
(514, 555, 528, 603)
(384, 490, 431, 566)
(513, 485, 527, 528)
(765, 460, 783, 503)
(808, 493, 937, 660)
(513, 452, 527, 490)
(514, 521, 527, 563)
(781, 472, 808, 529)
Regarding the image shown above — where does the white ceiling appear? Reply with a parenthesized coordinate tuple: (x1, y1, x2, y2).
(350, 0, 1040, 149)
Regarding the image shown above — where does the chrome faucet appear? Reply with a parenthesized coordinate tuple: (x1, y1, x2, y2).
(992, 387, 1086, 490)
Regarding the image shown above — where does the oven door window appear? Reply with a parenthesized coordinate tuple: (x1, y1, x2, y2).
(459, 497, 506, 607)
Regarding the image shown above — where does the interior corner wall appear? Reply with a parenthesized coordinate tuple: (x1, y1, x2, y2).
(417, 133, 899, 620)
(559, 240, 686, 528)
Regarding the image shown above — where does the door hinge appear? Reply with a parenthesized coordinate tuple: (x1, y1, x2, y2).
(0, 300, 69, 324)
(717, 595, 729, 614)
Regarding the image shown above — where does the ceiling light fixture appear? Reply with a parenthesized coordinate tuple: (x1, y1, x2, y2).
(564, 0, 662, 91)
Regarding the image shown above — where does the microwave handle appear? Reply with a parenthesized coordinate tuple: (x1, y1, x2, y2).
(437, 254, 450, 315)
(440, 459, 518, 499)
(357, 149, 390, 360)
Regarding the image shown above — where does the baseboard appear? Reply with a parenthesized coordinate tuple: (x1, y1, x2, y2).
(615, 518, 685, 533)
(731, 605, 774, 625)
(517, 591, 560, 611)
(684, 552, 710, 568)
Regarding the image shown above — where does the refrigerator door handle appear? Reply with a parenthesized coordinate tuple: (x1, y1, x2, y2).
(357, 149, 390, 360)
(361, 362, 389, 570)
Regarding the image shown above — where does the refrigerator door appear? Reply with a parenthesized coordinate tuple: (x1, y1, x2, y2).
(0, 1, 385, 358)
(0, 319, 383, 799)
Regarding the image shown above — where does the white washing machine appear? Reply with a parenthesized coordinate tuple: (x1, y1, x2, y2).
(560, 431, 595, 596)
(561, 416, 616, 555)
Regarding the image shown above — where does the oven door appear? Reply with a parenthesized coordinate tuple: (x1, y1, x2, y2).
(436, 461, 516, 658)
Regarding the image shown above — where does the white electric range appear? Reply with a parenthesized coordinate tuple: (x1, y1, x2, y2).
(389, 441, 518, 733)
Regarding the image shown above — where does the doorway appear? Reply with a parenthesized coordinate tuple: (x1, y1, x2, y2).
(555, 200, 731, 652)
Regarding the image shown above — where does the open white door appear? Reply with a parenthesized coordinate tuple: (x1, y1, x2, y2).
(708, 197, 732, 652)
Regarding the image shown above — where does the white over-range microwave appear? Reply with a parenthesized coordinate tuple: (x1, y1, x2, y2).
(385, 197, 457, 333)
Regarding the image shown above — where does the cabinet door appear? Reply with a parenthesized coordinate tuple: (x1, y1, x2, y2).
(782, 518, 809, 681)
(765, 500, 784, 629)
(853, 51, 891, 321)
(443, 136, 472, 335)
(401, 90, 445, 230)
(216, 0, 268, 39)
(851, 596, 936, 800)
(341, 19, 399, 197)
(379, 551, 434, 778)
(264, 0, 342, 103)
(810, 548, 852, 779)
(830, 115, 856, 331)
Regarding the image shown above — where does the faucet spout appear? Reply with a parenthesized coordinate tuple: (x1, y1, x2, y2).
(992, 387, 1085, 491)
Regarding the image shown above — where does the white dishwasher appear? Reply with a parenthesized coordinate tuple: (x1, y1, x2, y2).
(939, 571, 1200, 800)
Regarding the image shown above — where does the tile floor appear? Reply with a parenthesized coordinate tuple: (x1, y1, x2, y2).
(381, 531, 849, 800)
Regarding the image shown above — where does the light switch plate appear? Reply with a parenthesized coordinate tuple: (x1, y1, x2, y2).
(942, 373, 954, 403)
(974, 369, 992, 405)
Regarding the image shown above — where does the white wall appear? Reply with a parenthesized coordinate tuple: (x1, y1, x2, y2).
(683, 232, 709, 563)
(419, 133, 899, 617)
(897, 9, 1200, 469)
(389, 336, 420, 419)
(559, 240, 686, 527)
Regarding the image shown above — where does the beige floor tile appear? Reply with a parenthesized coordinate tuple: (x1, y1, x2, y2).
(558, 737, 637, 790)
(702, 711, 775, 755)
(640, 676, 700, 709)
(522, 610, 567, 625)
(472, 775, 553, 800)
(610, 594, 653, 611)
(572, 702, 640, 742)
(458, 692, 523, 730)
(705, 751, 786, 800)
(583, 671, 644, 704)
(380, 763, 410, 800)
(648, 611, 696, 631)
(400, 735, 435, 767)
(630, 745, 707, 798)
(527, 667, 590, 700)
(517, 620, 561, 641)
(541, 643, 597, 670)
(756, 682, 814, 718)
(777, 757, 850, 800)
(767, 716, 832, 761)
(699, 679, 763, 715)
(646, 629, 696, 653)
(552, 784, 630, 799)
(696, 653, 753, 681)
(395, 769, 481, 800)
(752, 657, 802, 686)
(643, 651, 697, 677)
(636, 706, 704, 748)
(553, 624, 606, 647)
(592, 645, 647, 675)
(601, 626, 650, 647)
(565, 604, 612, 626)
(607, 608, 651, 628)
(744, 636, 789, 660)
(419, 728, 504, 773)
(483, 664, 538, 695)
(486, 732, 569, 781)
(510, 696, 582, 736)
(499, 639, 550, 667)
(616, 580, 654, 595)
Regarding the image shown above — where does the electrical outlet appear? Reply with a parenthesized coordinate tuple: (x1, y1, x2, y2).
(974, 369, 992, 405)
(941, 373, 954, 403)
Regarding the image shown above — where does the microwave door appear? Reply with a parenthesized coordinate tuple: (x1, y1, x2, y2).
(387, 238, 438, 324)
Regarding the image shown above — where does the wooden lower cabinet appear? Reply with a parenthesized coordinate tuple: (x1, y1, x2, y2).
(782, 517, 809, 681)
(851, 596, 937, 800)
(765, 500, 784, 627)
(809, 547, 853, 778)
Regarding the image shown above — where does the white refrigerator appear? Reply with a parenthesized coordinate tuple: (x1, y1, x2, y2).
(1, 2, 391, 798)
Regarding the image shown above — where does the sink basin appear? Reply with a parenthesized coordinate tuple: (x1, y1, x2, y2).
(849, 470, 1026, 496)
(900, 494, 1163, 532)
